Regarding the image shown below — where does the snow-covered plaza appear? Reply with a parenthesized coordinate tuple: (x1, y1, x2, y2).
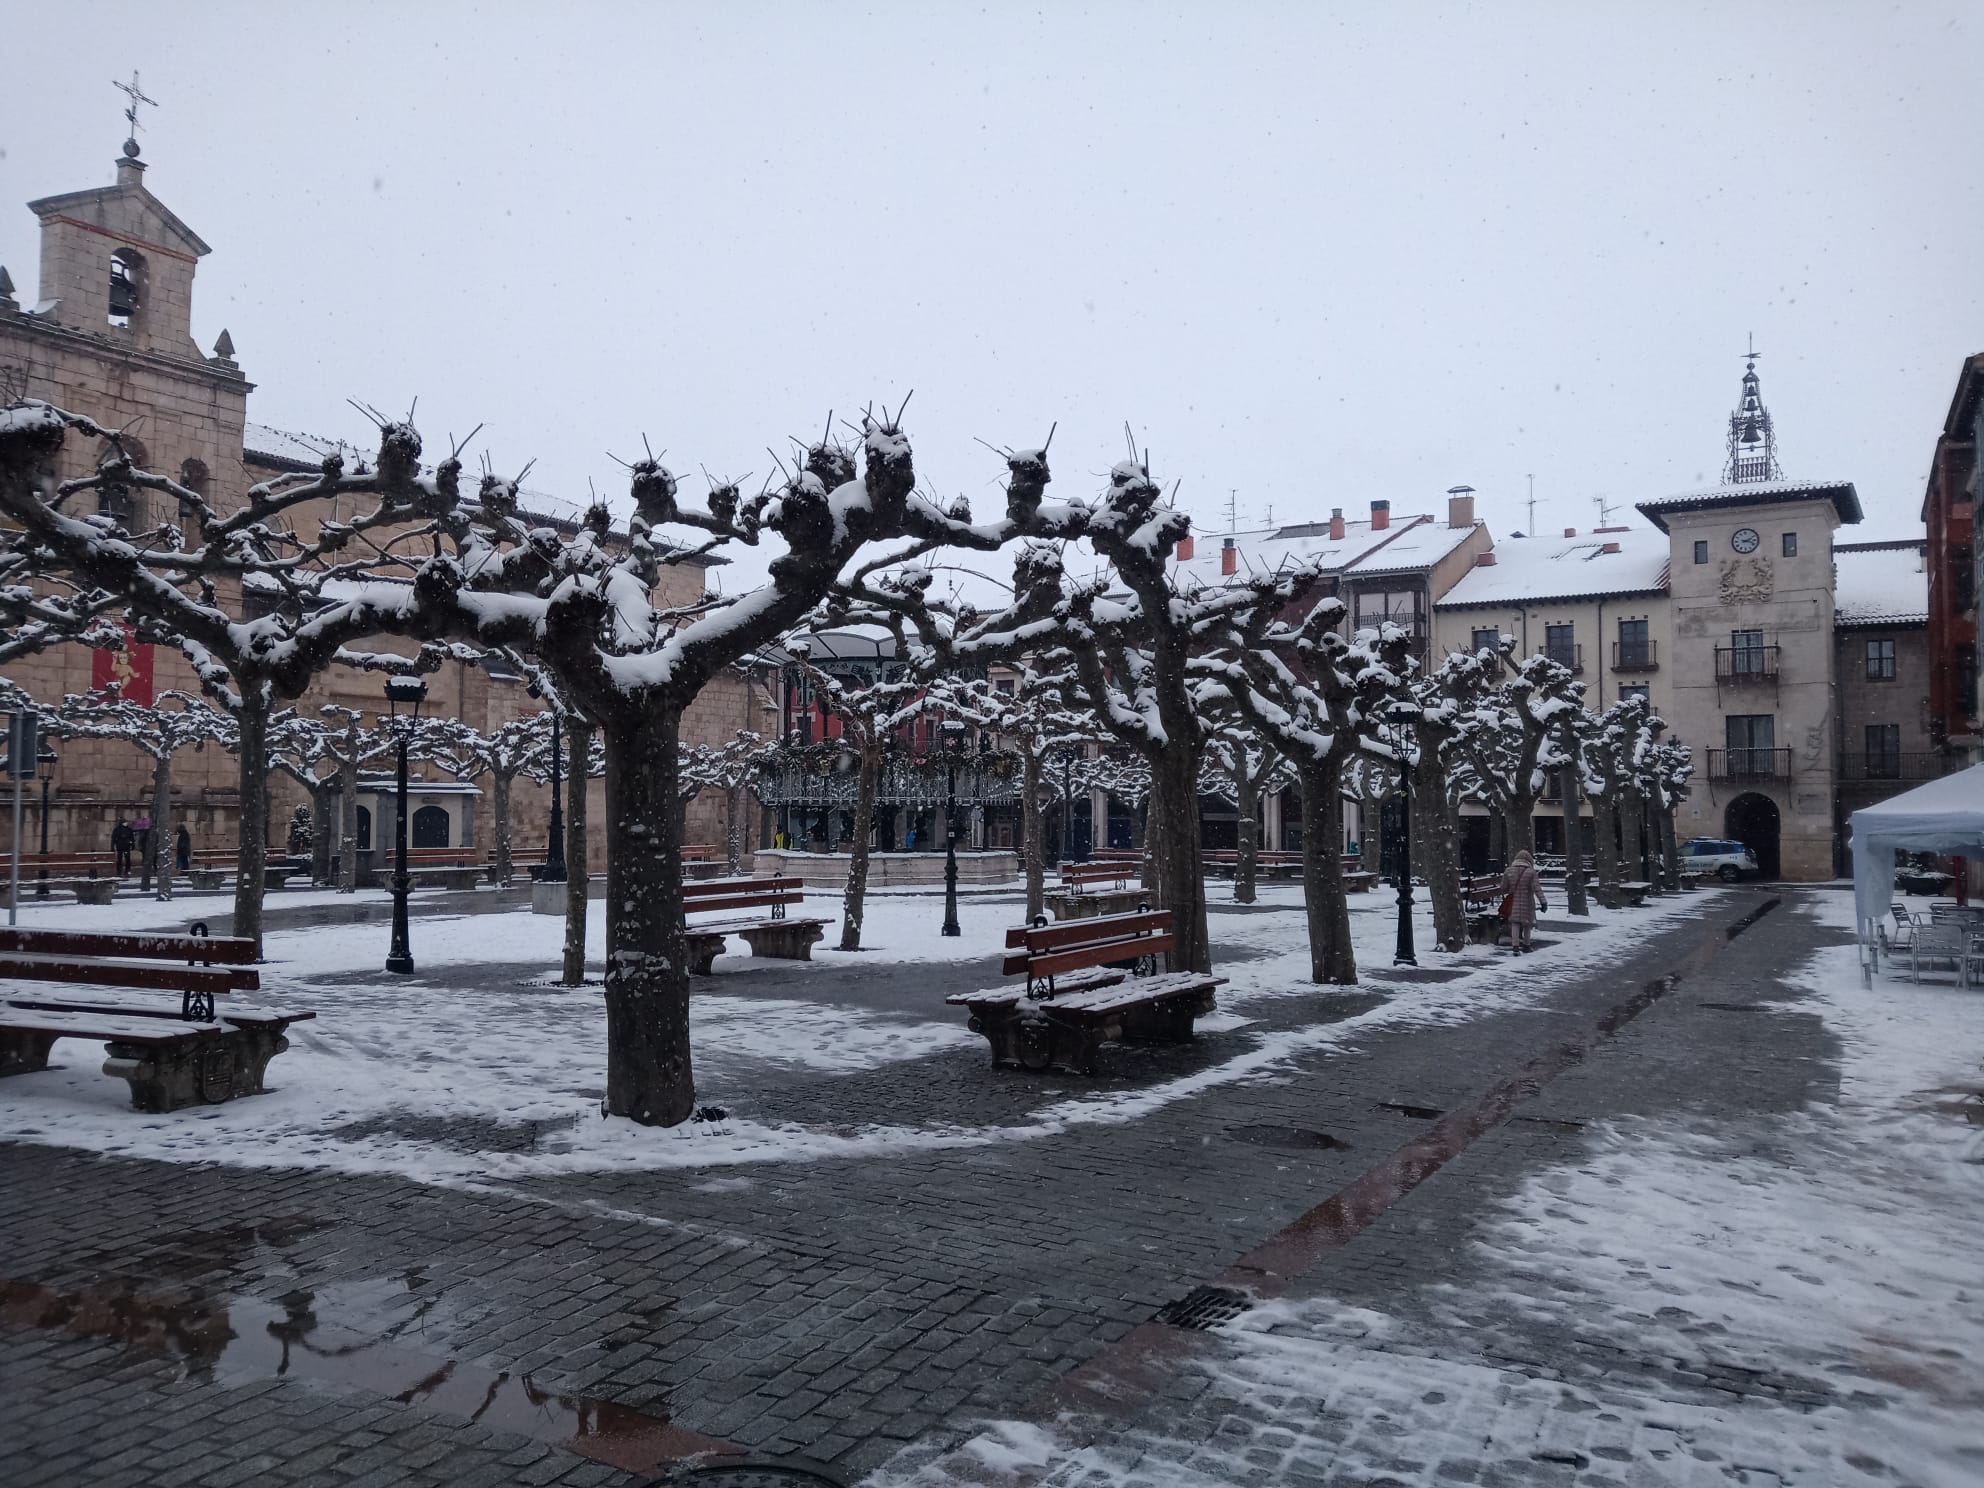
(5, 878, 1980, 1487)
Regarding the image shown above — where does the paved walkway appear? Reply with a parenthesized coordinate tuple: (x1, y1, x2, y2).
(7, 887, 1960, 1487)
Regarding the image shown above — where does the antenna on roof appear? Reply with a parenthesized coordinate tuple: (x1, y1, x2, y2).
(1226, 488, 1238, 533)
(1592, 493, 1619, 526)
(1526, 474, 1537, 534)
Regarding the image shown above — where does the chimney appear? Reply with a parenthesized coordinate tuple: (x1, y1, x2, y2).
(1594, 525, 1630, 534)
(1474, 551, 1498, 567)
(1564, 527, 1577, 538)
(1176, 533, 1195, 562)
(1220, 536, 1238, 576)
(1328, 507, 1345, 541)
(1447, 492, 1475, 529)
(1601, 541, 1622, 554)
(1371, 499, 1391, 532)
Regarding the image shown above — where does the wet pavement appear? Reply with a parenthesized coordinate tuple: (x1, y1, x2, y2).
(0, 886, 1859, 1487)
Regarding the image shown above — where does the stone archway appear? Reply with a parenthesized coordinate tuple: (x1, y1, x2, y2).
(1724, 793, 1781, 881)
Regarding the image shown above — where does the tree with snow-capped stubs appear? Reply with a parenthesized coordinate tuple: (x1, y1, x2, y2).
(43, 687, 235, 898)
(854, 447, 1327, 976)
(1201, 720, 1293, 906)
(0, 401, 462, 950)
(1448, 652, 1581, 865)
(786, 646, 928, 950)
(412, 712, 555, 886)
(923, 671, 1100, 922)
(1192, 595, 1413, 984)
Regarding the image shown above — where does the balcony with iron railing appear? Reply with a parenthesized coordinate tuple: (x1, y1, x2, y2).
(1611, 639, 1658, 672)
(1707, 747, 1792, 783)
(1837, 752, 1963, 785)
(1543, 642, 1583, 675)
(1714, 645, 1779, 684)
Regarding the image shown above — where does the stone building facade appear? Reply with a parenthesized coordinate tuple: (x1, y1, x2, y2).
(0, 146, 774, 868)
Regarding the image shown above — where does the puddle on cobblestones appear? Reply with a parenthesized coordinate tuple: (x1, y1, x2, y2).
(0, 1273, 733, 1475)
(1376, 1102, 1445, 1120)
(1227, 1124, 1351, 1152)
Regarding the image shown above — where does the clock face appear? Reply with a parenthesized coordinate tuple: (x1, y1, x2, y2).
(1731, 527, 1761, 554)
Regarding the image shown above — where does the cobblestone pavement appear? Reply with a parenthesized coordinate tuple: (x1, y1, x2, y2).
(0, 886, 1856, 1486)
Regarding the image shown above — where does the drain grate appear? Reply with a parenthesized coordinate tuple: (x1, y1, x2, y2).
(1377, 1102, 1444, 1120)
(1229, 1124, 1350, 1151)
(1698, 1002, 1766, 1013)
(1154, 1285, 1253, 1331)
(676, 1459, 848, 1486)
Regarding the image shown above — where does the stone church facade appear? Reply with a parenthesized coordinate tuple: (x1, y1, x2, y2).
(0, 145, 774, 866)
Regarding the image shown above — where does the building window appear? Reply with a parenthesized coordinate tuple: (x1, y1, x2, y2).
(1864, 724, 1900, 779)
(1543, 623, 1578, 671)
(1353, 588, 1424, 636)
(1693, 540, 1709, 564)
(108, 250, 145, 328)
(1725, 714, 1778, 779)
(1781, 531, 1798, 557)
(1616, 618, 1651, 669)
(1620, 684, 1650, 703)
(1865, 638, 1896, 680)
(1730, 628, 1768, 676)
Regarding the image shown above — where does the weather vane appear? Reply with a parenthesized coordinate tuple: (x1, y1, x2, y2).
(114, 70, 157, 149)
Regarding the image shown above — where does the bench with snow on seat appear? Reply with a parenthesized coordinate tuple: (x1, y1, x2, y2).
(1045, 859, 1145, 921)
(0, 926, 313, 1111)
(947, 909, 1226, 1074)
(1462, 873, 1509, 945)
(682, 874, 825, 975)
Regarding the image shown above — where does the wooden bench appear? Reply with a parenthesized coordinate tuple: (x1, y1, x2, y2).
(680, 843, 727, 880)
(0, 926, 313, 1111)
(1462, 873, 1507, 944)
(947, 910, 1226, 1074)
(682, 875, 826, 975)
(1046, 859, 1146, 921)
(1342, 870, 1380, 894)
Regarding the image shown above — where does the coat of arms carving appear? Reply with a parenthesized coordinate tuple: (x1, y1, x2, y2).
(1719, 556, 1774, 605)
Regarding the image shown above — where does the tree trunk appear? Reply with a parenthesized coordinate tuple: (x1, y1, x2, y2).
(1620, 788, 1648, 883)
(1558, 729, 1590, 917)
(1657, 801, 1681, 892)
(1299, 760, 1356, 983)
(1592, 794, 1621, 907)
(233, 685, 271, 953)
(1146, 747, 1210, 972)
(149, 754, 173, 901)
(1410, 750, 1466, 951)
(1505, 784, 1539, 860)
(309, 783, 333, 885)
(338, 726, 359, 894)
(839, 739, 880, 951)
(1233, 764, 1258, 905)
(725, 781, 746, 875)
(1021, 747, 1045, 922)
(490, 771, 514, 885)
(562, 717, 591, 987)
(600, 705, 693, 1125)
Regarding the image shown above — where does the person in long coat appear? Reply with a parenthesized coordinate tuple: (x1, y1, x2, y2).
(1499, 849, 1548, 953)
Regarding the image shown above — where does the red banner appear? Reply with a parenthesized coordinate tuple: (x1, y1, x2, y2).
(91, 624, 156, 705)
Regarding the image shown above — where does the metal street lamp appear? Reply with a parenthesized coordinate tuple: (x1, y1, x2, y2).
(1389, 715, 1417, 968)
(35, 741, 56, 896)
(941, 720, 964, 937)
(384, 674, 428, 975)
(1060, 747, 1083, 862)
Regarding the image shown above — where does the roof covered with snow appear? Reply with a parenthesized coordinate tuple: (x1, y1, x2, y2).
(1341, 517, 1480, 576)
(1833, 541, 1928, 627)
(1635, 477, 1862, 530)
(1436, 528, 1671, 607)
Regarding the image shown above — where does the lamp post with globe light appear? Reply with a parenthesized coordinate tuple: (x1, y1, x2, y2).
(941, 720, 964, 937)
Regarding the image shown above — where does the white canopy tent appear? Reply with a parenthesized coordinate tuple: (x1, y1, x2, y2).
(1849, 762, 1984, 962)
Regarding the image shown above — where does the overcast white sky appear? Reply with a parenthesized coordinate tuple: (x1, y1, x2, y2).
(6, 1, 1979, 582)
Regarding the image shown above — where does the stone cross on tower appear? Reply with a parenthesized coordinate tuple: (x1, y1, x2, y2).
(113, 70, 157, 154)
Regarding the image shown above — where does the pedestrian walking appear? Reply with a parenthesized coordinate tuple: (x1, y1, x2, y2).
(176, 824, 192, 872)
(111, 818, 134, 876)
(1498, 849, 1548, 954)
